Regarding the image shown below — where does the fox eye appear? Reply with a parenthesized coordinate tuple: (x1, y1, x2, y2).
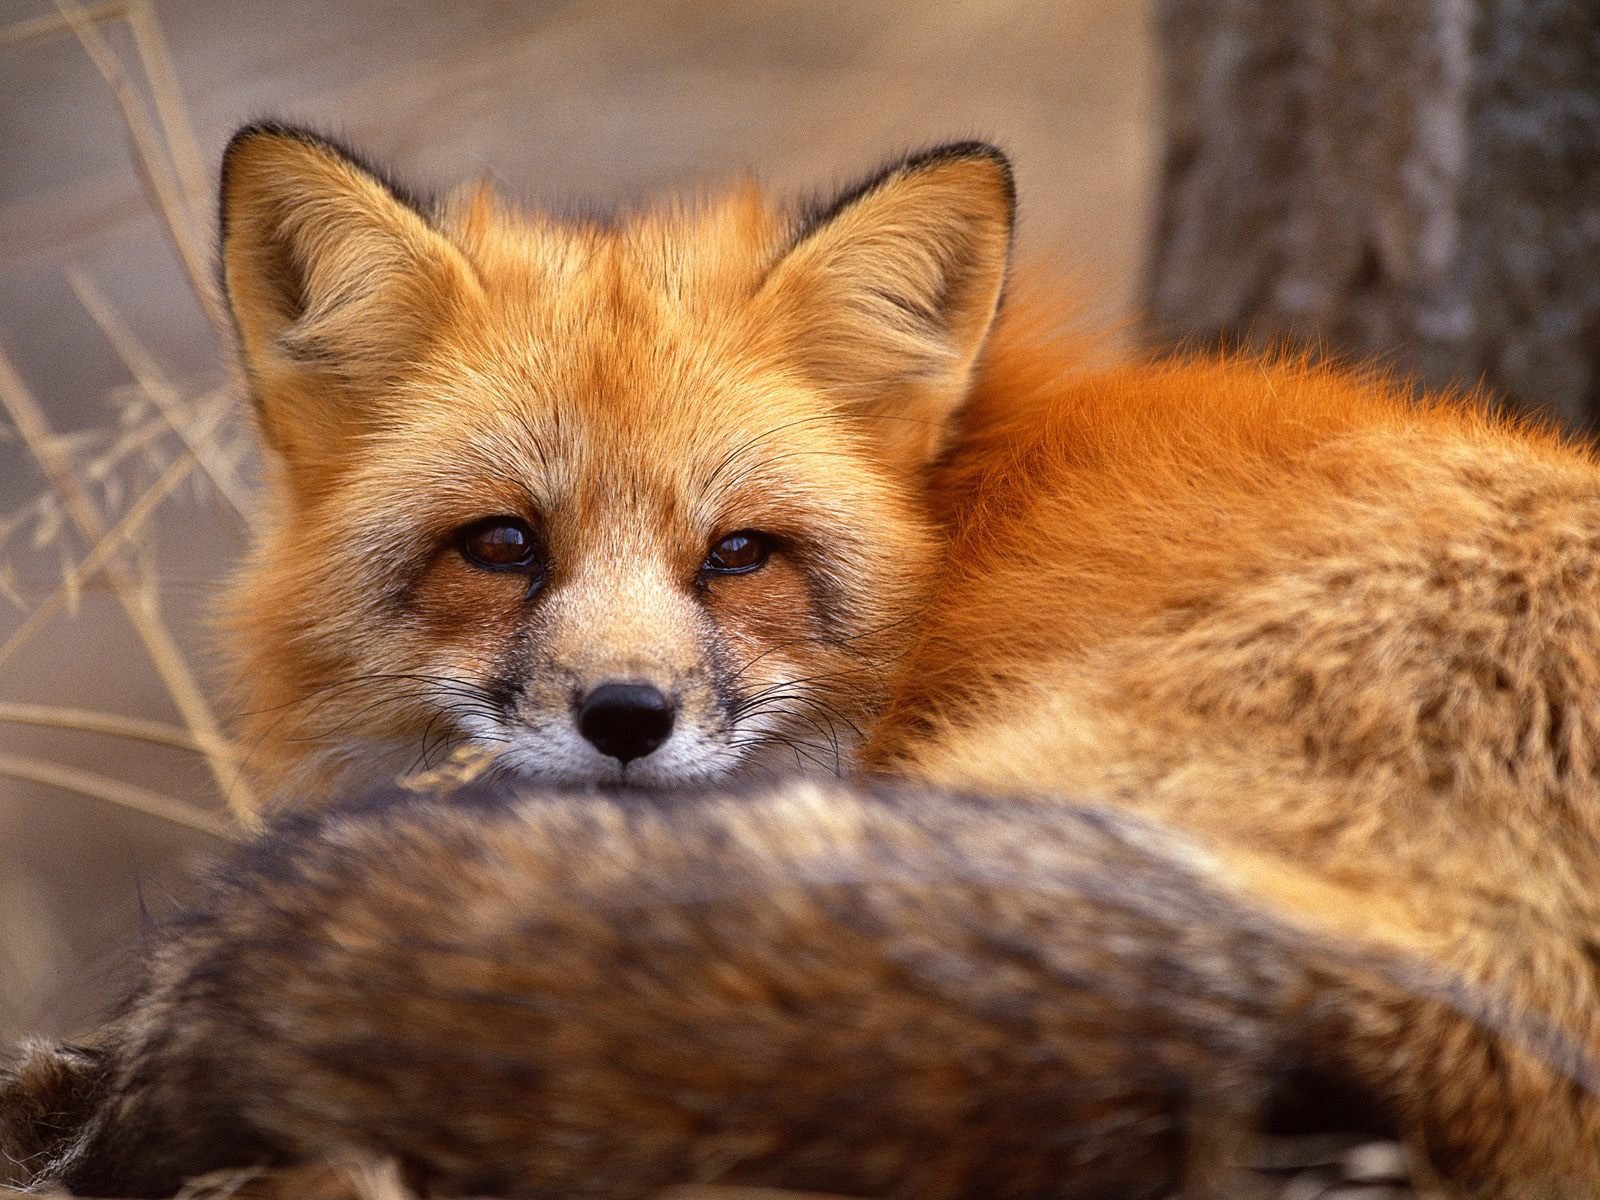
(703, 530, 771, 575)
(458, 516, 541, 572)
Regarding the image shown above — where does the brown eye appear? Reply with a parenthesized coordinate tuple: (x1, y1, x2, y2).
(458, 516, 541, 572)
(703, 530, 771, 575)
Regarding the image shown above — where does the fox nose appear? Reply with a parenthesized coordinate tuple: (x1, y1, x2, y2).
(576, 683, 676, 765)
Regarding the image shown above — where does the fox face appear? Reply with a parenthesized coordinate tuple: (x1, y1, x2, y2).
(218, 127, 1013, 805)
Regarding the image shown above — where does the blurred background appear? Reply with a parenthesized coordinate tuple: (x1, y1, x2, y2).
(0, 0, 1157, 1040)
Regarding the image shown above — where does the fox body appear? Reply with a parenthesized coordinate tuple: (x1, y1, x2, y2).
(218, 126, 1013, 805)
(862, 308, 1600, 1191)
(7, 130, 1600, 1197)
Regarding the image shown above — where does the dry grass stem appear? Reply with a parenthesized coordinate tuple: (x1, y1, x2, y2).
(2, 395, 223, 538)
(50, 0, 222, 329)
(135, 523, 161, 612)
(0, 452, 194, 672)
(0, 345, 254, 815)
(125, 0, 210, 220)
(0, 391, 231, 601)
(0, 749, 235, 838)
(0, 701, 225, 755)
(67, 268, 253, 523)
(0, 403, 223, 675)
(0, 0, 126, 50)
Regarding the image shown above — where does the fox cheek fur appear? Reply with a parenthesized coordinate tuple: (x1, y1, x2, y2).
(216, 126, 1015, 808)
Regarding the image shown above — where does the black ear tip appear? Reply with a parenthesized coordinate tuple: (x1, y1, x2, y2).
(224, 119, 316, 156)
(220, 122, 333, 220)
(219, 122, 332, 257)
(220, 121, 365, 183)
(217, 120, 434, 229)
(904, 140, 1016, 205)
(796, 140, 1017, 243)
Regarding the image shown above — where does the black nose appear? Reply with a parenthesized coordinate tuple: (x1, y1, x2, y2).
(576, 683, 676, 764)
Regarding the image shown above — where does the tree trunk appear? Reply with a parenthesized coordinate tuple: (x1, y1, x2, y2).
(1146, 0, 1600, 429)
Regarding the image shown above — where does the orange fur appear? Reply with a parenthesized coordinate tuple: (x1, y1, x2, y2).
(212, 127, 1600, 1189)
(217, 128, 1012, 806)
(868, 287, 1600, 1193)
(877, 291, 1575, 740)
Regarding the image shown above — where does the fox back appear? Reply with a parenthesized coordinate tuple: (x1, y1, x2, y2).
(866, 294, 1600, 1191)
(871, 308, 1600, 895)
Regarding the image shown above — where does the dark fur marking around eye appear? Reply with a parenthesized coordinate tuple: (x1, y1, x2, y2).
(789, 141, 1015, 246)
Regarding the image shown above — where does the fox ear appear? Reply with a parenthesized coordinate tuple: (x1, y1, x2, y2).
(761, 143, 1015, 469)
(219, 124, 477, 468)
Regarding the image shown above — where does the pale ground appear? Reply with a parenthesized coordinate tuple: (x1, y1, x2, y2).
(0, 0, 1157, 1042)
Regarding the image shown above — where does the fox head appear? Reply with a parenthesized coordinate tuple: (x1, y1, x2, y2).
(218, 125, 1013, 806)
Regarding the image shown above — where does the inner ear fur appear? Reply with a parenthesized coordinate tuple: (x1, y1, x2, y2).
(761, 142, 1016, 469)
(218, 124, 478, 465)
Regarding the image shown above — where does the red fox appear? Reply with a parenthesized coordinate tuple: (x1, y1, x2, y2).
(4, 127, 1600, 1197)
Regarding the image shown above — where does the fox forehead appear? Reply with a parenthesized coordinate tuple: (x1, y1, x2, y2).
(443, 192, 869, 459)
(360, 341, 869, 539)
(335, 198, 885, 545)
(441, 182, 789, 311)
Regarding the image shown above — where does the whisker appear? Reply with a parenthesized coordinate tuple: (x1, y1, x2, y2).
(727, 613, 919, 685)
